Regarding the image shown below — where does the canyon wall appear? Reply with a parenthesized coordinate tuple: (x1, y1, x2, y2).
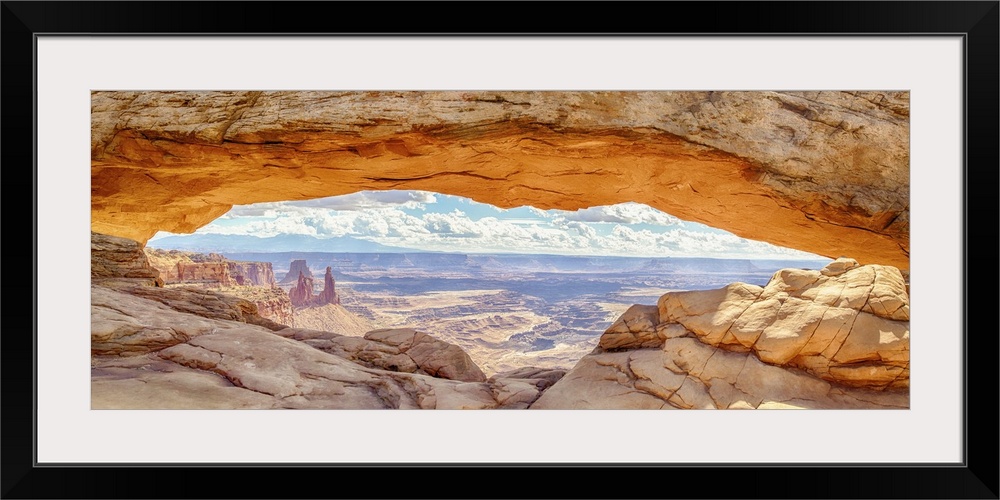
(148, 248, 277, 287)
(91, 231, 908, 409)
(227, 261, 276, 287)
(144, 247, 288, 325)
(91, 231, 562, 409)
(91, 91, 909, 269)
(280, 259, 314, 284)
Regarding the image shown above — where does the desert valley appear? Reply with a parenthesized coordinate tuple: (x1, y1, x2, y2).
(90, 90, 910, 410)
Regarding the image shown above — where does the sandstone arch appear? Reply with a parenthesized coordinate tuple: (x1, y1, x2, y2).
(91, 91, 909, 269)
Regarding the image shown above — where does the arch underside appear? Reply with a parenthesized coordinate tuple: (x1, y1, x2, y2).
(91, 91, 910, 269)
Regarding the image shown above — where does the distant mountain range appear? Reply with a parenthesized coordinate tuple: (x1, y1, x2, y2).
(148, 233, 832, 277)
(147, 233, 408, 253)
(220, 251, 832, 278)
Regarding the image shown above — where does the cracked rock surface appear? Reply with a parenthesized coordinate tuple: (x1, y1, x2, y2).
(531, 258, 909, 409)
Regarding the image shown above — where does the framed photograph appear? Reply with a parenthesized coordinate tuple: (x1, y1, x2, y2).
(5, 2, 996, 498)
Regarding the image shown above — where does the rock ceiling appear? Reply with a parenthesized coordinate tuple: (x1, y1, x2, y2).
(91, 91, 909, 269)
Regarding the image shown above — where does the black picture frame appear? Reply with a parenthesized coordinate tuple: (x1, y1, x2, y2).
(3, 2, 997, 498)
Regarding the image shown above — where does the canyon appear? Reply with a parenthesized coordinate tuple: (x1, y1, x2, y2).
(146, 248, 295, 326)
(93, 231, 909, 409)
(89, 90, 910, 410)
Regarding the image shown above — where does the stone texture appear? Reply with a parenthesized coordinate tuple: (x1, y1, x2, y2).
(227, 261, 276, 286)
(94, 325, 502, 409)
(599, 305, 663, 350)
(91, 231, 163, 287)
(363, 328, 488, 382)
(288, 303, 372, 337)
(219, 285, 295, 327)
(119, 284, 286, 332)
(488, 367, 567, 409)
(531, 338, 908, 410)
(91, 285, 238, 355)
(91, 290, 543, 409)
(91, 91, 910, 269)
(655, 259, 909, 389)
(530, 259, 910, 409)
(168, 260, 276, 287)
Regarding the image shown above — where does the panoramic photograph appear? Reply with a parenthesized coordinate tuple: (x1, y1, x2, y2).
(91, 91, 910, 409)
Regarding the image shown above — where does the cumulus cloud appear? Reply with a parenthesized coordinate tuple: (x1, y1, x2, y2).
(553, 202, 683, 226)
(223, 191, 437, 218)
(197, 192, 822, 260)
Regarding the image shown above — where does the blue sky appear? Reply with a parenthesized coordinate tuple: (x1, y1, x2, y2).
(150, 190, 825, 260)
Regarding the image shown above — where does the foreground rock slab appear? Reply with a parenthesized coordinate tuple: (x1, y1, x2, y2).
(533, 258, 909, 409)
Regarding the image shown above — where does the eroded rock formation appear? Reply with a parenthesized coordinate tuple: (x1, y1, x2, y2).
(91, 232, 163, 287)
(275, 327, 487, 383)
(531, 258, 909, 409)
(280, 259, 314, 284)
(219, 286, 295, 328)
(226, 261, 276, 286)
(143, 247, 287, 324)
(288, 272, 315, 307)
(161, 259, 276, 287)
(316, 267, 341, 305)
(288, 266, 340, 308)
(91, 232, 908, 409)
(91, 91, 910, 269)
(91, 232, 563, 409)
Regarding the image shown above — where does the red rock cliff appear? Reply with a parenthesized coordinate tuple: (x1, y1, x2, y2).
(316, 267, 340, 305)
(287, 265, 340, 307)
(280, 259, 314, 284)
(226, 261, 276, 286)
(288, 271, 315, 308)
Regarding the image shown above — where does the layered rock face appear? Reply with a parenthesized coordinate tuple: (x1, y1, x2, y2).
(169, 260, 276, 286)
(91, 91, 909, 269)
(91, 232, 163, 287)
(275, 327, 487, 383)
(226, 261, 276, 286)
(280, 259, 313, 284)
(531, 258, 909, 409)
(655, 257, 908, 389)
(144, 247, 287, 324)
(175, 261, 230, 284)
(148, 248, 276, 287)
(91, 233, 286, 356)
(288, 266, 340, 307)
(218, 286, 295, 328)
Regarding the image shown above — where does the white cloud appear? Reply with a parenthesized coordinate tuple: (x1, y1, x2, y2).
(553, 202, 683, 226)
(224, 191, 437, 217)
(193, 192, 824, 260)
